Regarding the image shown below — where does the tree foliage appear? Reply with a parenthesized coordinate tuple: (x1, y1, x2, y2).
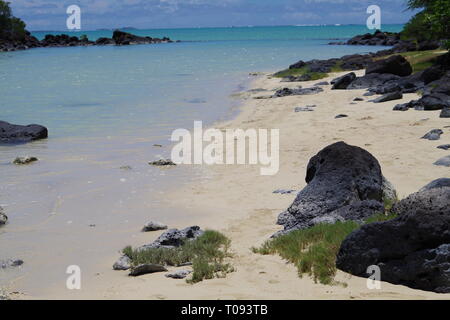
(0, 0, 26, 40)
(403, 0, 450, 48)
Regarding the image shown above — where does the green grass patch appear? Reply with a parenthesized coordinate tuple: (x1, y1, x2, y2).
(252, 213, 397, 285)
(123, 230, 234, 284)
(273, 61, 345, 80)
(375, 49, 447, 73)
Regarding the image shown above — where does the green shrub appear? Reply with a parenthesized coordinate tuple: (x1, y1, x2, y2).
(403, 0, 450, 48)
(0, 1, 27, 40)
(123, 230, 234, 284)
(252, 213, 397, 285)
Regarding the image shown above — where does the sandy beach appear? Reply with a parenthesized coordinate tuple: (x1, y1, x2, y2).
(20, 69, 450, 300)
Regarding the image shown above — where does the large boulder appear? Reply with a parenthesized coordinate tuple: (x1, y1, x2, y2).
(347, 73, 400, 90)
(0, 121, 48, 144)
(366, 55, 413, 77)
(331, 72, 356, 90)
(275, 142, 389, 235)
(336, 187, 450, 293)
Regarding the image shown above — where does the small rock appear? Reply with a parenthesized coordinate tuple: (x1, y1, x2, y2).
(434, 155, 450, 167)
(0, 121, 48, 144)
(113, 256, 131, 271)
(165, 270, 192, 279)
(13, 156, 38, 165)
(315, 81, 330, 86)
(422, 129, 443, 141)
(0, 289, 10, 300)
(129, 264, 167, 276)
(363, 92, 376, 97)
(437, 144, 450, 150)
(335, 114, 348, 119)
(149, 159, 176, 166)
(294, 106, 315, 112)
(373, 91, 403, 103)
(153, 144, 163, 147)
(177, 262, 193, 267)
(393, 103, 410, 111)
(353, 97, 364, 101)
(0, 208, 7, 226)
(440, 108, 450, 118)
(119, 165, 132, 170)
(273, 189, 296, 195)
(1, 259, 24, 269)
(142, 221, 168, 232)
(139, 226, 204, 250)
(420, 178, 450, 191)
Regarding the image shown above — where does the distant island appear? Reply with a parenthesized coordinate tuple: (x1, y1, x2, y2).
(0, 1, 175, 52)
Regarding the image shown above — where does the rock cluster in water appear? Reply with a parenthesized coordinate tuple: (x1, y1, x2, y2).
(0, 30, 175, 52)
(329, 30, 439, 52)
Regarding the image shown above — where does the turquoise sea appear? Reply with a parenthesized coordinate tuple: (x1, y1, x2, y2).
(0, 25, 402, 296)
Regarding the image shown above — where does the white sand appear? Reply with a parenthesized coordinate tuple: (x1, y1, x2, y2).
(23, 70, 450, 300)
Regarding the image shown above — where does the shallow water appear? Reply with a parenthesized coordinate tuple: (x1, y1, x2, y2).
(0, 25, 401, 296)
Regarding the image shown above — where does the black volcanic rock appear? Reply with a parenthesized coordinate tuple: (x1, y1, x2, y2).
(275, 142, 392, 236)
(289, 60, 306, 69)
(139, 226, 204, 250)
(420, 178, 450, 191)
(347, 73, 400, 90)
(366, 55, 412, 77)
(0, 207, 7, 226)
(1, 29, 174, 52)
(273, 86, 323, 97)
(331, 72, 356, 90)
(336, 187, 450, 293)
(372, 91, 403, 103)
(112, 30, 172, 45)
(0, 121, 48, 144)
(421, 129, 443, 141)
(441, 108, 450, 118)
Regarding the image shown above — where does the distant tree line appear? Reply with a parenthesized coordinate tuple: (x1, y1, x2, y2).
(403, 0, 450, 49)
(0, 0, 26, 40)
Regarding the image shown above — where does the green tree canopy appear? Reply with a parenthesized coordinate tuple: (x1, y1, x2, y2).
(403, 0, 450, 48)
(0, 0, 26, 40)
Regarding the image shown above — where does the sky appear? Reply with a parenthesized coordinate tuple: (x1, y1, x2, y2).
(9, 0, 417, 31)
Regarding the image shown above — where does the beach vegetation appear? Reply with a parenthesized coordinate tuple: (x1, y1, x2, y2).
(123, 230, 234, 284)
(252, 213, 397, 285)
(0, 1, 27, 40)
(374, 49, 447, 73)
(403, 0, 450, 49)
(273, 62, 344, 80)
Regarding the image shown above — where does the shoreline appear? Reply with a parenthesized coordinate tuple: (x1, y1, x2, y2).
(26, 68, 450, 299)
